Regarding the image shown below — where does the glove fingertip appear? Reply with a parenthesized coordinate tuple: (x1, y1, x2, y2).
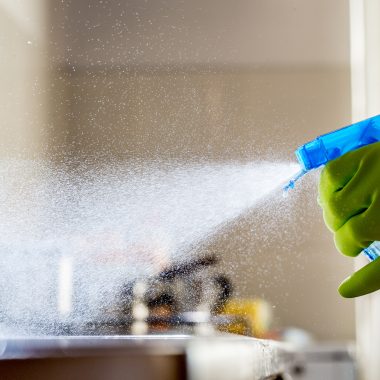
(338, 279, 356, 298)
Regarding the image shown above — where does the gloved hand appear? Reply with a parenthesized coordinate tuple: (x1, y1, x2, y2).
(318, 141, 380, 298)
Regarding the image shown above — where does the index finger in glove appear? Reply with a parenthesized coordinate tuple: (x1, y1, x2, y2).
(339, 258, 380, 298)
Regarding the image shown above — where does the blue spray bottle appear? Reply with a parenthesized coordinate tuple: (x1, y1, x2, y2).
(284, 114, 380, 262)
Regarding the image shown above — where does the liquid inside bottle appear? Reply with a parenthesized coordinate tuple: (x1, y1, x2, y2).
(363, 241, 380, 262)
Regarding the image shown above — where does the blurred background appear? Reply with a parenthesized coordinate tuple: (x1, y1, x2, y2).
(0, 0, 353, 336)
(0, 0, 366, 378)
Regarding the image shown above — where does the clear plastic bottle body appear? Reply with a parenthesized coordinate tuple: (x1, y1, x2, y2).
(363, 241, 380, 262)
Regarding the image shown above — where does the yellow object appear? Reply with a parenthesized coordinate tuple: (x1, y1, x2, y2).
(219, 298, 273, 337)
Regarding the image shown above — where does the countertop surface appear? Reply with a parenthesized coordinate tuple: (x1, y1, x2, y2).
(0, 335, 294, 380)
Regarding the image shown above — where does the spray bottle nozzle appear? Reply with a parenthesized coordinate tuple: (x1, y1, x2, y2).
(283, 169, 306, 193)
(284, 114, 380, 192)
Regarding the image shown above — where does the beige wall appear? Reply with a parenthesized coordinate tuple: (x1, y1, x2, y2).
(49, 0, 349, 67)
(0, 0, 49, 158)
(48, 67, 351, 160)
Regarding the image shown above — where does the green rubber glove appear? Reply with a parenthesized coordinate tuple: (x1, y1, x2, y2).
(318, 141, 380, 298)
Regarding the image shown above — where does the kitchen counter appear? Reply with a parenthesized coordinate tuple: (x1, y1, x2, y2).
(0, 335, 294, 380)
